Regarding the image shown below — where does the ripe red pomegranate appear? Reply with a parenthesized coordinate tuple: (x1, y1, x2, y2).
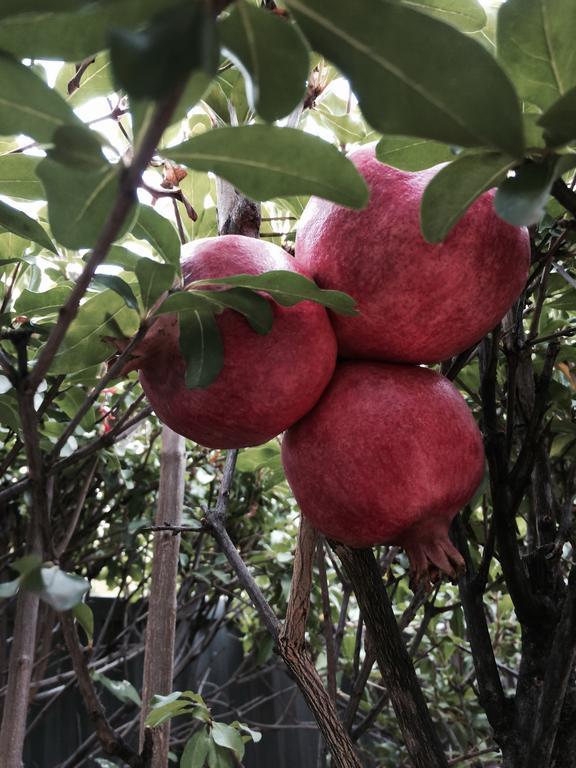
(295, 144, 530, 364)
(122, 235, 337, 448)
(282, 362, 485, 586)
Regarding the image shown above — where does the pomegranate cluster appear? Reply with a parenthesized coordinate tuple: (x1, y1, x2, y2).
(128, 144, 530, 586)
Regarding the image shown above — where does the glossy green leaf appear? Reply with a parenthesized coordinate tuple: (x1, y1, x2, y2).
(132, 205, 181, 270)
(12, 555, 42, 577)
(146, 692, 196, 727)
(538, 86, 576, 147)
(498, 0, 576, 111)
(73, 602, 94, 642)
(420, 151, 515, 242)
(47, 125, 107, 171)
(0, 155, 43, 201)
(165, 126, 369, 209)
(49, 290, 139, 374)
(181, 730, 210, 768)
(57, 386, 96, 431)
(0, 396, 19, 430)
(136, 258, 177, 312)
(0, 200, 56, 254)
(402, 0, 487, 32)
(494, 157, 571, 227)
(286, 0, 524, 156)
(55, 53, 114, 107)
(234, 722, 262, 744)
(0, 0, 185, 60)
(37, 158, 135, 250)
(0, 53, 80, 142)
(92, 275, 139, 311)
(219, 1, 309, 121)
(131, 71, 212, 147)
(210, 723, 244, 760)
(160, 288, 274, 335)
(376, 136, 456, 171)
(14, 286, 72, 316)
(110, 2, 218, 101)
(0, 578, 20, 598)
(191, 271, 358, 315)
(0, 1, 86, 18)
(37, 565, 89, 611)
(179, 309, 224, 389)
(92, 672, 142, 706)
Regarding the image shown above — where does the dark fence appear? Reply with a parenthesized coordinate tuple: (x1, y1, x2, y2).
(21, 598, 321, 768)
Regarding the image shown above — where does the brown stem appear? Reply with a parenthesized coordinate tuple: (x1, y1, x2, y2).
(59, 613, 142, 766)
(205, 456, 362, 768)
(139, 427, 185, 766)
(331, 544, 449, 768)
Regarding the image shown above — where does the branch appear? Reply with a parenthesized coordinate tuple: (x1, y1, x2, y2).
(139, 426, 185, 766)
(453, 518, 510, 741)
(59, 612, 142, 767)
(479, 332, 541, 627)
(204, 456, 362, 768)
(527, 568, 576, 768)
(331, 544, 449, 768)
(551, 178, 576, 217)
(24, 83, 186, 394)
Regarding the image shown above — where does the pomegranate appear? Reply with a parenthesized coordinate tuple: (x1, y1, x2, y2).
(295, 144, 530, 364)
(282, 362, 485, 586)
(123, 235, 337, 448)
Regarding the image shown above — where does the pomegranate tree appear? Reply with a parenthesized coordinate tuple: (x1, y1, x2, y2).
(295, 144, 530, 364)
(282, 362, 485, 586)
(123, 235, 337, 448)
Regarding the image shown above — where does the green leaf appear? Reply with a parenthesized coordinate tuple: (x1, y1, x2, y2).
(132, 205, 182, 270)
(14, 286, 72, 316)
(92, 672, 142, 706)
(494, 157, 572, 227)
(49, 289, 139, 374)
(47, 125, 107, 171)
(92, 274, 139, 311)
(0, 200, 56, 254)
(12, 555, 42, 577)
(37, 158, 136, 250)
(131, 71, 212, 146)
(538, 86, 576, 147)
(285, 0, 524, 157)
(56, 53, 114, 108)
(0, 578, 20, 598)
(0, 53, 81, 143)
(234, 722, 262, 744)
(420, 151, 515, 242)
(376, 136, 456, 171)
(210, 723, 244, 761)
(37, 565, 89, 611)
(497, 0, 576, 111)
(73, 601, 94, 642)
(181, 730, 210, 768)
(191, 271, 358, 315)
(136, 258, 177, 311)
(219, 1, 309, 121)
(159, 288, 274, 335)
(146, 692, 196, 727)
(110, 2, 218, 101)
(178, 309, 224, 389)
(201, 289, 273, 335)
(57, 386, 96, 431)
(0, 155, 43, 201)
(0, 0, 185, 61)
(165, 125, 368, 208)
(0, 1, 80, 19)
(402, 0, 487, 32)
